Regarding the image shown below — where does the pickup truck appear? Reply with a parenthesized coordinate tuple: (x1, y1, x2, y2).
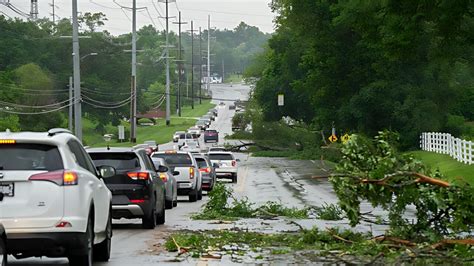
(152, 151, 202, 202)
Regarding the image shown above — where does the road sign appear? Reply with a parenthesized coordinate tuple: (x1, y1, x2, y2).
(118, 125, 125, 140)
(278, 94, 284, 106)
(328, 134, 338, 143)
(341, 133, 350, 144)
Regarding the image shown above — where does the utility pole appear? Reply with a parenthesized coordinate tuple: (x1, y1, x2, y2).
(173, 12, 187, 117)
(72, 0, 82, 141)
(190, 21, 195, 109)
(68, 76, 73, 132)
(207, 15, 211, 92)
(50, 0, 56, 24)
(199, 27, 202, 104)
(30, 0, 38, 20)
(165, 0, 171, 126)
(130, 0, 137, 143)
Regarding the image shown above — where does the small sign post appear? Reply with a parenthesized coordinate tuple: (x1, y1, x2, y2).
(278, 94, 284, 106)
(118, 125, 125, 142)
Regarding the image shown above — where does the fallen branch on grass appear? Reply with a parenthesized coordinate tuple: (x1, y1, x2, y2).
(430, 238, 474, 249)
(172, 237, 189, 256)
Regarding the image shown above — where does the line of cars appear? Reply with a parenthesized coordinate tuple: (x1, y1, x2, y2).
(0, 127, 241, 265)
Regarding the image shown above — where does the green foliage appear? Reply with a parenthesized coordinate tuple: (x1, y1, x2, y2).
(192, 183, 309, 220)
(313, 203, 344, 221)
(249, 0, 474, 148)
(0, 114, 20, 131)
(331, 131, 474, 241)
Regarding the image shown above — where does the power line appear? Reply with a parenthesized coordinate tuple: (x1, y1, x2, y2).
(180, 8, 272, 17)
(0, 101, 77, 115)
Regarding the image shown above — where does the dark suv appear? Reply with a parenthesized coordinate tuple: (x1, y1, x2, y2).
(204, 130, 219, 143)
(87, 147, 166, 229)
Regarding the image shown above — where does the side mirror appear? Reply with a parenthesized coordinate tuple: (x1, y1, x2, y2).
(98, 165, 116, 178)
(157, 165, 169, 173)
(173, 171, 180, 176)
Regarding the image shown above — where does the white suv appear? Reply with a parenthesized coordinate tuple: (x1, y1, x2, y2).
(0, 129, 115, 265)
(208, 152, 239, 183)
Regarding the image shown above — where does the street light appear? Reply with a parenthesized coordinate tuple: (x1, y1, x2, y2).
(80, 52, 98, 61)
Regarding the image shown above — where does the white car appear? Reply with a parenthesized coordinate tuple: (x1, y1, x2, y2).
(187, 127, 201, 138)
(0, 128, 115, 265)
(208, 151, 239, 183)
(152, 151, 203, 202)
(177, 133, 194, 148)
(180, 140, 201, 153)
(173, 131, 185, 142)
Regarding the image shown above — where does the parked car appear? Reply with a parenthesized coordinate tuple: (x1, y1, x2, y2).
(193, 154, 217, 191)
(201, 116, 212, 126)
(208, 151, 239, 183)
(152, 151, 202, 202)
(87, 147, 166, 229)
(187, 127, 202, 138)
(0, 128, 115, 265)
(206, 112, 216, 121)
(204, 129, 219, 143)
(177, 133, 194, 148)
(229, 104, 236, 110)
(0, 223, 6, 266)
(151, 157, 178, 209)
(173, 131, 185, 142)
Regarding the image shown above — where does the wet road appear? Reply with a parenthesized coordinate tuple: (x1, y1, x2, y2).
(8, 83, 388, 265)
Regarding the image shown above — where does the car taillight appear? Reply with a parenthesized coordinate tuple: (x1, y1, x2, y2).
(199, 167, 211, 173)
(189, 167, 195, 179)
(130, 199, 146, 204)
(159, 173, 168, 182)
(232, 160, 236, 167)
(29, 170, 78, 186)
(56, 221, 72, 228)
(127, 172, 150, 180)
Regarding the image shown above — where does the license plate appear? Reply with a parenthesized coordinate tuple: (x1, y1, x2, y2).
(0, 182, 14, 197)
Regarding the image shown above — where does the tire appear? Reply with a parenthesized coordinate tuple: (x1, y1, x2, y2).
(173, 200, 178, 207)
(157, 196, 166, 225)
(232, 173, 237, 183)
(189, 188, 198, 202)
(0, 236, 6, 266)
(142, 205, 156, 229)
(165, 199, 173, 209)
(93, 212, 112, 262)
(197, 188, 203, 200)
(69, 215, 93, 266)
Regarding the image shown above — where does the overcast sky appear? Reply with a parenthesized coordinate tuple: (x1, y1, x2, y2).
(1, 0, 276, 34)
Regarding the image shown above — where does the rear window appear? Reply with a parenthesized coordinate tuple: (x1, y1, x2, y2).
(153, 153, 193, 166)
(89, 152, 140, 170)
(209, 154, 234, 161)
(205, 130, 217, 133)
(0, 144, 63, 171)
(179, 133, 193, 139)
(195, 157, 208, 168)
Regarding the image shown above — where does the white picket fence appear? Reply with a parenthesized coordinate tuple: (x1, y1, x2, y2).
(420, 132, 473, 165)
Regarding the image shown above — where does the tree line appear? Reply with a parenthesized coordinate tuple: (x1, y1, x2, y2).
(246, 0, 474, 148)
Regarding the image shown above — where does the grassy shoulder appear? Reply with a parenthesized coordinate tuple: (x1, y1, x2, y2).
(83, 101, 213, 147)
(409, 151, 474, 185)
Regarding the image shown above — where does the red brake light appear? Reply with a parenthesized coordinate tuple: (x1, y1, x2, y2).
(189, 167, 195, 179)
(159, 173, 168, 182)
(232, 160, 236, 167)
(199, 167, 210, 173)
(130, 199, 146, 204)
(56, 221, 72, 228)
(29, 170, 78, 186)
(127, 172, 150, 180)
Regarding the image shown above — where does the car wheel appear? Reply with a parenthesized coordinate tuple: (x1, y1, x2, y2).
(157, 196, 166, 225)
(93, 212, 112, 262)
(142, 205, 156, 229)
(173, 200, 178, 207)
(197, 188, 203, 200)
(69, 215, 93, 266)
(165, 199, 173, 209)
(232, 174, 237, 183)
(0, 235, 6, 266)
(189, 188, 198, 202)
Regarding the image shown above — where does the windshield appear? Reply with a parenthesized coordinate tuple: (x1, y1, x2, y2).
(89, 152, 140, 170)
(152, 153, 193, 167)
(195, 157, 208, 168)
(0, 144, 63, 171)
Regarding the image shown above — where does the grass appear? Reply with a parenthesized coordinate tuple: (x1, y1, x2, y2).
(83, 101, 214, 147)
(410, 150, 474, 185)
(225, 74, 243, 83)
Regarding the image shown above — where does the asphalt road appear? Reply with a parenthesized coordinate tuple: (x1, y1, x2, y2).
(8, 83, 390, 265)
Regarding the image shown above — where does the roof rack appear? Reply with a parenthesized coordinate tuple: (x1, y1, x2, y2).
(48, 128, 72, 137)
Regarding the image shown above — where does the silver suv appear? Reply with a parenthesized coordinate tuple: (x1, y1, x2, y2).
(0, 129, 115, 265)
